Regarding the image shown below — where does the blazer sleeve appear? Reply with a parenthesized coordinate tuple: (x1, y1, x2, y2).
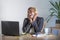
(38, 17, 44, 31)
(31, 17, 44, 32)
(22, 18, 31, 33)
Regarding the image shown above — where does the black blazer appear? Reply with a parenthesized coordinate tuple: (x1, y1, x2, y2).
(22, 17, 44, 33)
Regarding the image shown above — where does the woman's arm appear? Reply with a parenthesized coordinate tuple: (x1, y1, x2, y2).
(22, 18, 31, 33)
(31, 17, 44, 33)
(38, 17, 44, 32)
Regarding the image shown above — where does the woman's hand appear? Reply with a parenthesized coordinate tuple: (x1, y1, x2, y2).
(28, 13, 38, 23)
(33, 13, 38, 22)
(29, 18, 33, 23)
(28, 16, 33, 23)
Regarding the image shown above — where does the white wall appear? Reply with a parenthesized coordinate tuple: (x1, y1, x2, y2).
(0, 0, 59, 35)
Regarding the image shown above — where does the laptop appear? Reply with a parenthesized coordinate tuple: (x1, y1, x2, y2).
(1, 21, 19, 36)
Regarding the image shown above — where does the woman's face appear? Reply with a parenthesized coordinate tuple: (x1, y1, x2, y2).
(28, 9, 35, 19)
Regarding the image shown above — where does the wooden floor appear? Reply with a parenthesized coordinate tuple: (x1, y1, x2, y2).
(0, 34, 60, 40)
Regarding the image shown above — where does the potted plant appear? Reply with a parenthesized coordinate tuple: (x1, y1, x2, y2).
(45, 1, 60, 28)
(46, 1, 60, 22)
(46, 1, 60, 28)
(50, 0, 60, 21)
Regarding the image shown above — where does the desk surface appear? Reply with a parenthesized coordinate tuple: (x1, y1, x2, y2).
(0, 34, 60, 40)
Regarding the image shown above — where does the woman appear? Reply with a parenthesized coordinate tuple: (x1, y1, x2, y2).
(22, 7, 44, 34)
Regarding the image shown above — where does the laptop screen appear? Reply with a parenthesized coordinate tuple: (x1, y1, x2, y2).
(1, 21, 19, 36)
